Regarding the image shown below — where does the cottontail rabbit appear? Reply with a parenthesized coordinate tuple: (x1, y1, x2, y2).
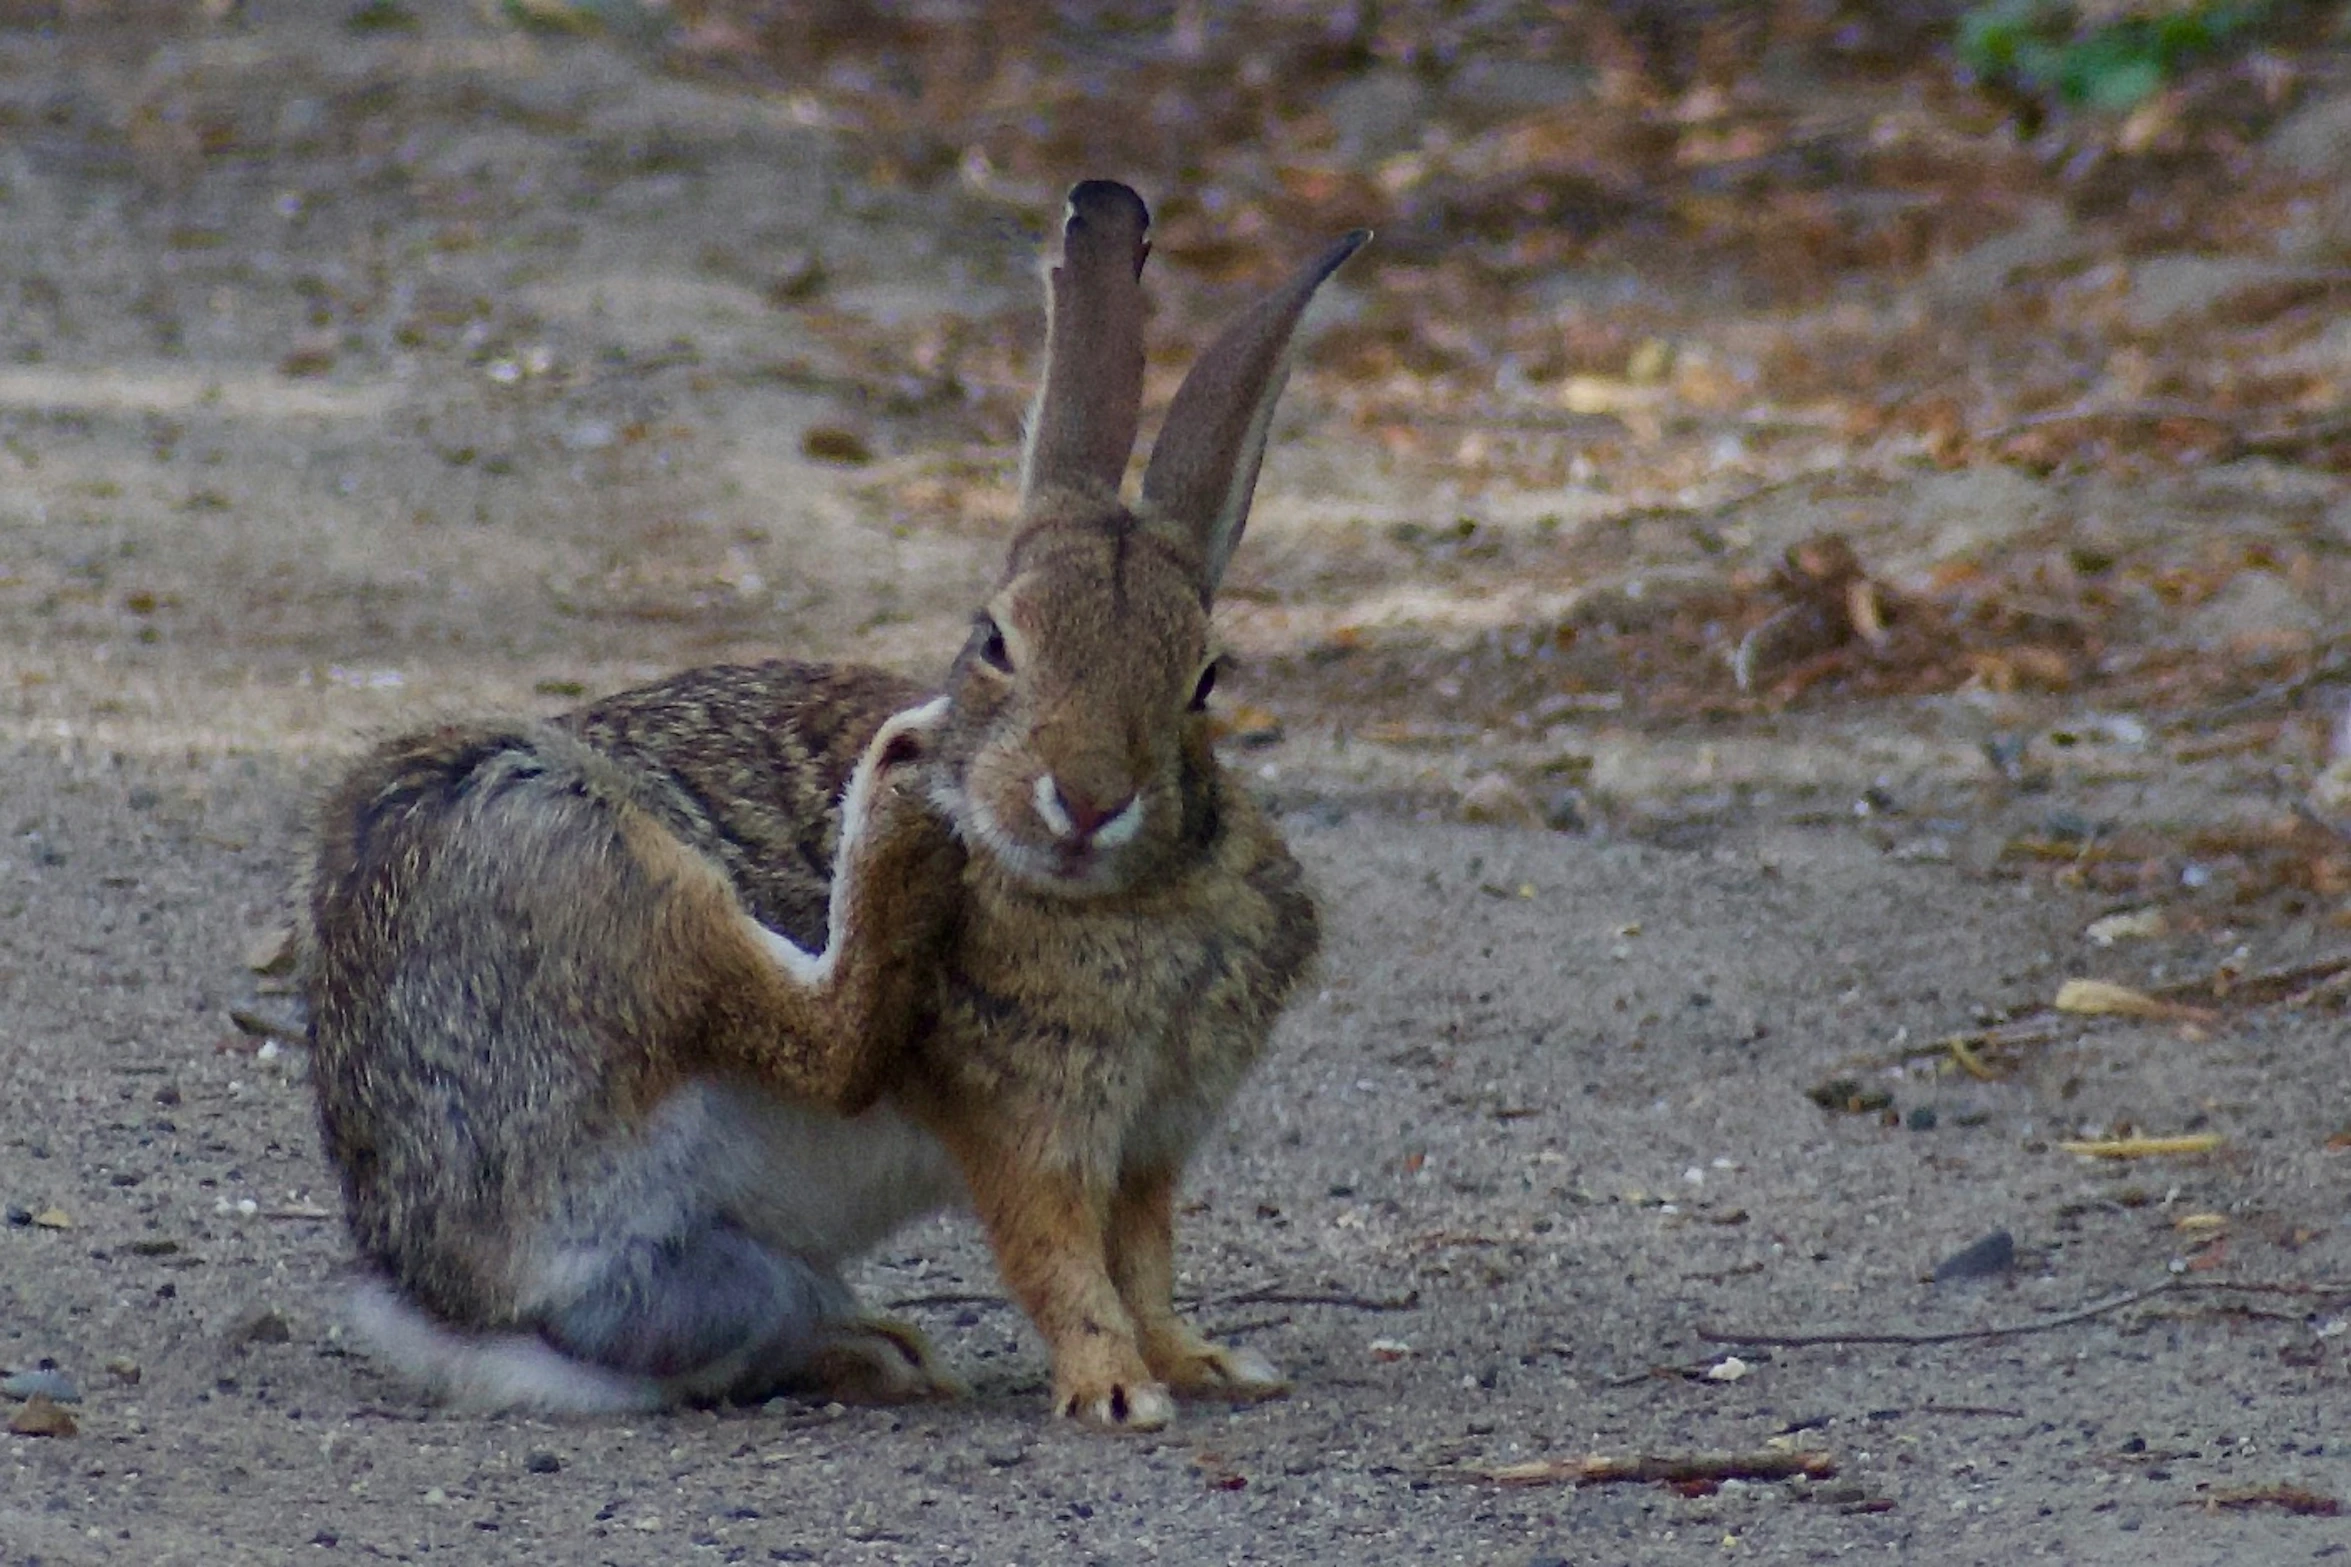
(305, 180, 1365, 1429)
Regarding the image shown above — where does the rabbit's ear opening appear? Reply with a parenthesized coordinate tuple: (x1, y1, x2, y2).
(1139, 229, 1368, 598)
(1019, 180, 1152, 508)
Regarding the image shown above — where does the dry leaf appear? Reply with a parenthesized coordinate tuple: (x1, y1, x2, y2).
(2053, 978, 2171, 1018)
(2085, 909, 2166, 947)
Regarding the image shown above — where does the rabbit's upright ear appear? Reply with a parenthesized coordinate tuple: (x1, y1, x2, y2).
(1141, 229, 1368, 596)
(1020, 180, 1153, 506)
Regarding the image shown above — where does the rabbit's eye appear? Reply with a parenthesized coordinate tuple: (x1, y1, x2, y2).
(1188, 660, 1219, 711)
(976, 617, 1013, 674)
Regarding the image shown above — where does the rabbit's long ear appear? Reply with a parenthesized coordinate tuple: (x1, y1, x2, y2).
(1020, 180, 1152, 505)
(1140, 229, 1368, 595)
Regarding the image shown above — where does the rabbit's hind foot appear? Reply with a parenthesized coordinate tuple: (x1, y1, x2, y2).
(1141, 1327, 1287, 1403)
(802, 1315, 968, 1404)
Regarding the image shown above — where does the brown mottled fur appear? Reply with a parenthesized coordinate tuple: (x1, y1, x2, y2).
(302, 180, 1363, 1428)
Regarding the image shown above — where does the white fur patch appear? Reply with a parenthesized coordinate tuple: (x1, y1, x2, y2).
(347, 1279, 665, 1416)
(751, 697, 954, 988)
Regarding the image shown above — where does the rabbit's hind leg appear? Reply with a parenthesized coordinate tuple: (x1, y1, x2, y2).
(532, 1221, 960, 1407)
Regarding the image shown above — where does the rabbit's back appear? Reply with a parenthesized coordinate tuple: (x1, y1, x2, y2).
(563, 660, 928, 944)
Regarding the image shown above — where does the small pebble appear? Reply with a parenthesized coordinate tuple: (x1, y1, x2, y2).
(8, 1394, 76, 1437)
(3, 1206, 29, 1227)
(2, 1368, 80, 1403)
(982, 1443, 1028, 1469)
(1932, 1229, 2016, 1283)
(226, 1307, 294, 1346)
(1458, 772, 1542, 829)
(525, 1450, 562, 1474)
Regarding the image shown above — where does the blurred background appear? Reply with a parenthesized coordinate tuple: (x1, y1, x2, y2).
(3, 0, 2349, 915)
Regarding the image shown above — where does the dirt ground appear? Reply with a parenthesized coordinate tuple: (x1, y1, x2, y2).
(4, 4, 2350, 1564)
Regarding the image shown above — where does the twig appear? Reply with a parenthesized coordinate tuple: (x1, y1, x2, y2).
(2192, 1485, 2342, 1517)
(891, 1283, 1419, 1315)
(1845, 1019, 2060, 1073)
(1479, 1450, 1836, 1488)
(1699, 1278, 2351, 1350)
(1944, 1034, 1997, 1080)
(887, 1292, 1012, 1311)
(1203, 1313, 1293, 1338)
(1854, 953, 2351, 1078)
(1198, 1284, 1420, 1313)
(2180, 954, 2351, 1009)
(1981, 395, 2235, 439)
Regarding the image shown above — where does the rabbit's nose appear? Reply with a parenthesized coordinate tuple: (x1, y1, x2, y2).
(1033, 774, 1138, 844)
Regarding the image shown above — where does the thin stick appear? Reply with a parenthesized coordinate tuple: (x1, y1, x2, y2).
(891, 1284, 1420, 1315)
(1699, 1278, 2351, 1350)
(1480, 1450, 1837, 1487)
(1851, 953, 2351, 1077)
(1198, 1284, 1421, 1313)
(887, 1291, 1013, 1311)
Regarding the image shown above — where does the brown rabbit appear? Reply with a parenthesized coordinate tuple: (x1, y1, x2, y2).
(303, 180, 1365, 1429)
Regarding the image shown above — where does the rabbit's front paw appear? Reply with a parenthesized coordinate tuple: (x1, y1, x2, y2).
(1144, 1329, 1288, 1402)
(1052, 1341, 1174, 1431)
(805, 1316, 968, 1404)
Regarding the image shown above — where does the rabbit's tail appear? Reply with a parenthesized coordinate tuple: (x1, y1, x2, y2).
(347, 1278, 667, 1415)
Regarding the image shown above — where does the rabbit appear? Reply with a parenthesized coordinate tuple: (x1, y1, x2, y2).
(302, 179, 1367, 1430)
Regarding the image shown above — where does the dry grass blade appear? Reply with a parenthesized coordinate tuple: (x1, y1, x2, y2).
(1699, 1278, 2351, 1351)
(2056, 1134, 2224, 1159)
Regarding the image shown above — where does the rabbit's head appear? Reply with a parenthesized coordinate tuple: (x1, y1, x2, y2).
(922, 181, 1365, 897)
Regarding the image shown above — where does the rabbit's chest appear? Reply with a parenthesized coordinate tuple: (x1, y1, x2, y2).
(918, 839, 1316, 1171)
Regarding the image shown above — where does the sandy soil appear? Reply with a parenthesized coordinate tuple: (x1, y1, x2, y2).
(3, 6, 2347, 1564)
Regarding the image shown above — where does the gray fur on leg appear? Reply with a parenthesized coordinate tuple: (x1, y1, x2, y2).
(536, 1223, 855, 1401)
